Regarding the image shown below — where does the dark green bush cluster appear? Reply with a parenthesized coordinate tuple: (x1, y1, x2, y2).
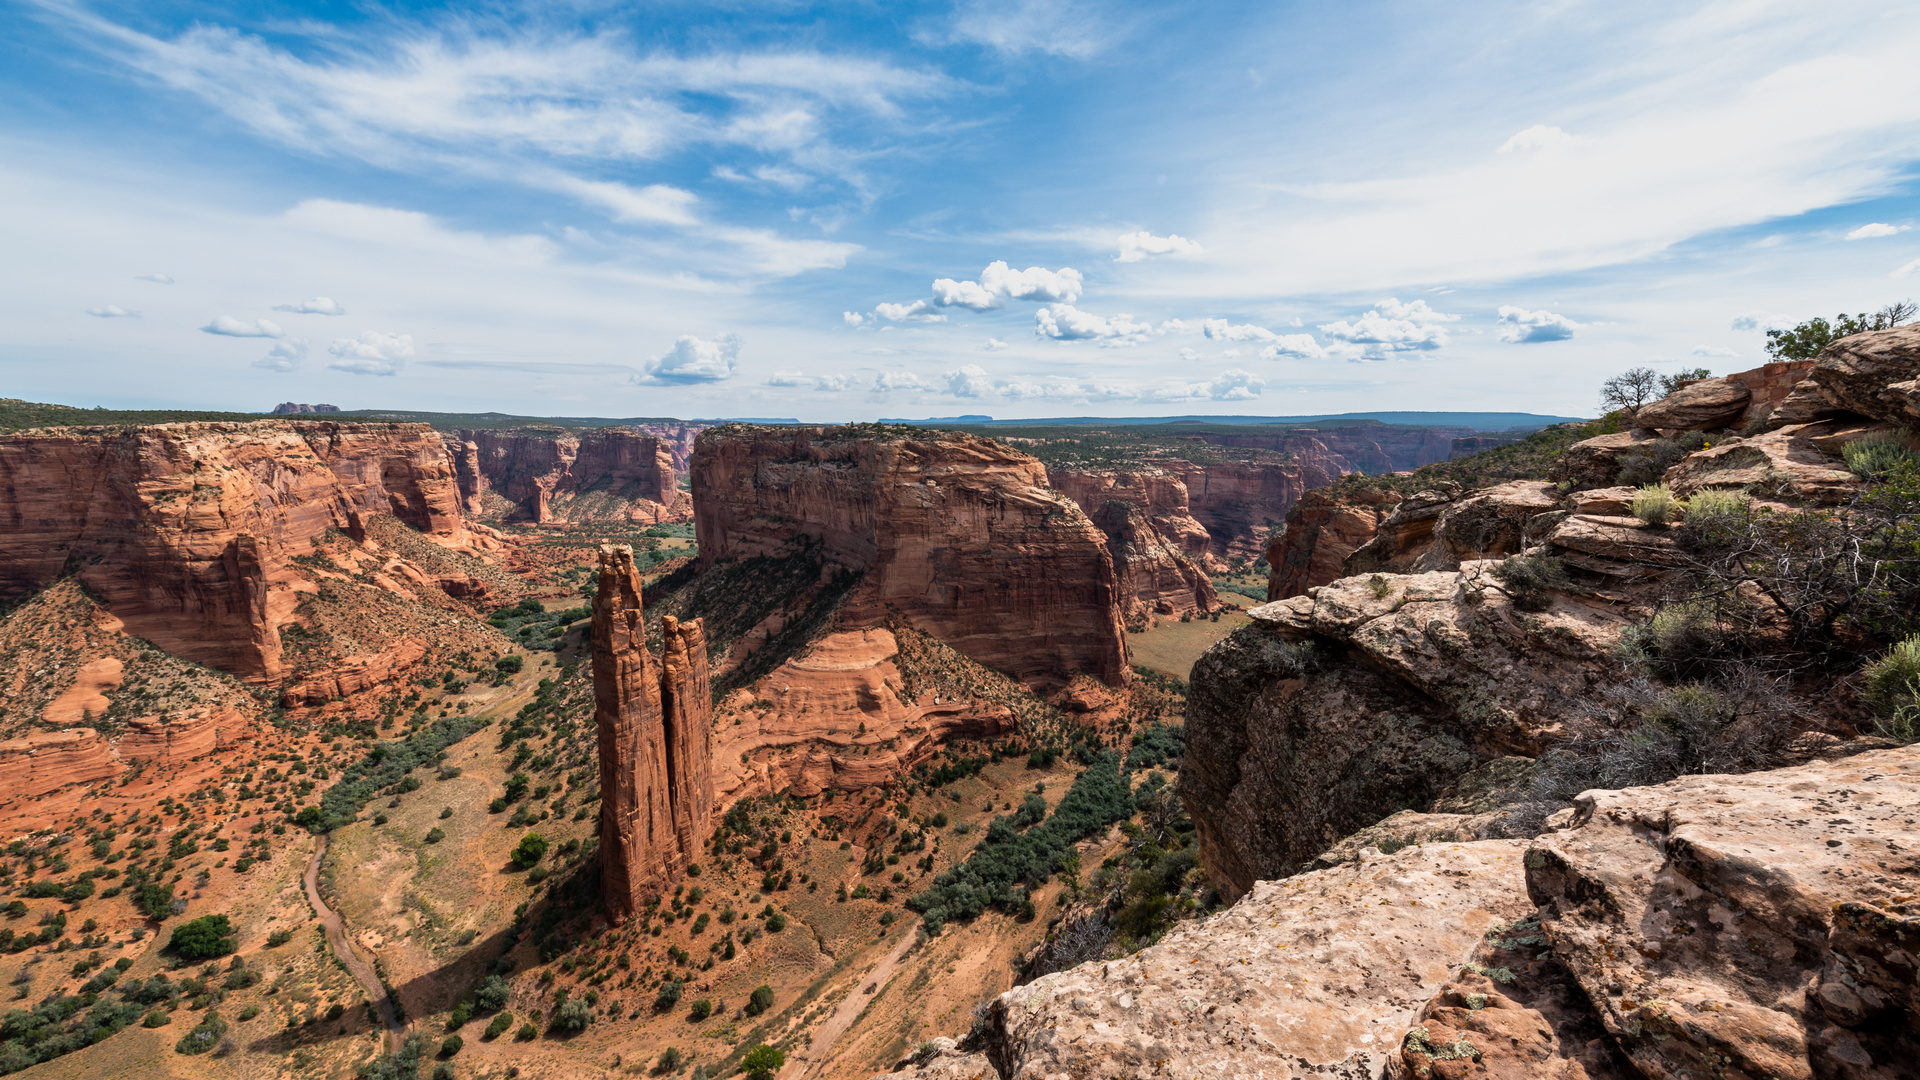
(920, 754, 988, 787)
(1125, 724, 1184, 771)
(167, 915, 235, 961)
(486, 599, 585, 654)
(310, 713, 489, 832)
(909, 752, 1133, 932)
(0, 994, 144, 1073)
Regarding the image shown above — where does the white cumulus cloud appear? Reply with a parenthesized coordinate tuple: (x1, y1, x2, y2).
(201, 315, 284, 338)
(1257, 334, 1329, 360)
(983, 337, 1009, 351)
(1497, 124, 1578, 154)
(927, 261, 1085, 312)
(842, 311, 866, 327)
(874, 299, 946, 323)
(133, 272, 174, 284)
(1115, 231, 1202, 262)
(1691, 345, 1739, 358)
(1033, 304, 1152, 344)
(253, 340, 308, 372)
(929, 277, 1002, 310)
(86, 305, 139, 318)
(1848, 223, 1910, 240)
(1495, 305, 1578, 343)
(327, 331, 413, 375)
(943, 364, 996, 397)
(641, 333, 740, 383)
(1731, 311, 1795, 331)
(1202, 319, 1277, 343)
(1318, 298, 1459, 357)
(872, 371, 931, 392)
(274, 297, 348, 315)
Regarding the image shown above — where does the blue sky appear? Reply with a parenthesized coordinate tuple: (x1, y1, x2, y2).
(4, 0, 1920, 421)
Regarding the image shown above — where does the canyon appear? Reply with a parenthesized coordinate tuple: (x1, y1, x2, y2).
(453, 426, 690, 525)
(694, 425, 1130, 687)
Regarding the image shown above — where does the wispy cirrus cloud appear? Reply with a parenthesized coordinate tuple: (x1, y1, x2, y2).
(201, 315, 283, 337)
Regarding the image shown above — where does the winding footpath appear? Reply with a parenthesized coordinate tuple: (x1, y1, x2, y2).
(785, 930, 920, 1079)
(303, 835, 407, 1047)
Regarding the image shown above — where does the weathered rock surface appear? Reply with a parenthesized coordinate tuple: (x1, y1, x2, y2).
(593, 544, 713, 922)
(1265, 486, 1401, 600)
(972, 841, 1537, 1079)
(1527, 743, 1920, 1079)
(116, 708, 231, 762)
(1663, 421, 1864, 505)
(1768, 324, 1920, 427)
(279, 637, 429, 707)
(1166, 455, 1350, 563)
(1346, 481, 1561, 577)
(1724, 358, 1818, 426)
(1547, 430, 1660, 489)
(693, 426, 1130, 687)
(1632, 375, 1752, 430)
(1044, 468, 1218, 618)
(1184, 563, 1633, 902)
(456, 426, 687, 524)
(0, 729, 118, 796)
(0, 421, 484, 682)
(714, 629, 1015, 802)
(39, 657, 123, 724)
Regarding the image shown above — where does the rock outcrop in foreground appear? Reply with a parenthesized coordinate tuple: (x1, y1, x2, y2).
(0, 421, 489, 681)
(884, 744, 1920, 1080)
(694, 426, 1130, 687)
(593, 544, 714, 922)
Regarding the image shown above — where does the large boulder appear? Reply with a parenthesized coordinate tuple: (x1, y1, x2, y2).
(1633, 376, 1752, 431)
(1769, 324, 1920, 426)
(1662, 420, 1862, 505)
(1547, 430, 1661, 489)
(1527, 743, 1920, 1079)
(1345, 481, 1562, 577)
(974, 841, 1542, 1079)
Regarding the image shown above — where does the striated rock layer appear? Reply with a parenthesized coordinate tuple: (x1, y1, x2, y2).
(0, 421, 486, 682)
(693, 426, 1129, 687)
(593, 544, 713, 922)
(1264, 485, 1400, 600)
(0, 729, 119, 797)
(456, 427, 687, 524)
(1044, 467, 1217, 618)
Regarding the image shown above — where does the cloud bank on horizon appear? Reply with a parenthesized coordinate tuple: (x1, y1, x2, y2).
(3, 0, 1920, 419)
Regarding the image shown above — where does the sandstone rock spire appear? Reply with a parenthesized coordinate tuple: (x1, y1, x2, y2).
(592, 544, 713, 923)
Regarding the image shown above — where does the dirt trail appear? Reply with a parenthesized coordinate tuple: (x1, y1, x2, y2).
(786, 930, 921, 1079)
(304, 836, 406, 1047)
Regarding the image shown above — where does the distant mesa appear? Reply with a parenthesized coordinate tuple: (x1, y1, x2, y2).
(270, 402, 341, 414)
(877, 415, 994, 424)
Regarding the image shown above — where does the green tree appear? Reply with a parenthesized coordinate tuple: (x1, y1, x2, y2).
(511, 833, 548, 869)
(168, 915, 236, 960)
(1765, 301, 1916, 360)
(742, 1044, 785, 1080)
(746, 985, 775, 1016)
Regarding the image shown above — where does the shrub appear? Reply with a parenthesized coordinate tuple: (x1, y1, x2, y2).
(425, 828, 445, 844)
(433, 1066, 456, 1080)
(439, 1035, 463, 1057)
(511, 834, 548, 869)
(654, 979, 684, 1012)
(238, 1004, 261, 1021)
(746, 985, 775, 1017)
(266, 928, 293, 947)
(656, 1047, 683, 1072)
(688, 998, 712, 1021)
(1488, 553, 1569, 612)
(742, 1044, 785, 1080)
(517, 1022, 537, 1040)
(1864, 634, 1920, 742)
(1844, 429, 1919, 479)
(168, 915, 236, 961)
(1682, 488, 1749, 530)
(1125, 724, 1184, 771)
(1618, 601, 1723, 677)
(143, 1009, 171, 1028)
(495, 655, 525, 675)
(175, 1009, 228, 1055)
(485, 1012, 514, 1039)
(764, 912, 786, 933)
(1631, 483, 1680, 527)
(554, 997, 591, 1032)
(473, 975, 510, 1013)
(447, 1003, 470, 1029)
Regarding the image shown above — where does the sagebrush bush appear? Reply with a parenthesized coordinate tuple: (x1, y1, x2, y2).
(1843, 429, 1919, 479)
(1631, 483, 1680, 527)
(1489, 553, 1569, 612)
(1863, 635, 1920, 743)
(1618, 601, 1722, 677)
(1682, 488, 1749, 530)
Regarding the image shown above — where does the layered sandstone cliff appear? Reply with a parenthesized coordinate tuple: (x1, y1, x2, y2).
(594, 544, 714, 922)
(455, 427, 688, 525)
(1263, 485, 1400, 600)
(1043, 467, 1216, 619)
(1167, 452, 1349, 563)
(0, 421, 484, 682)
(0, 729, 119, 797)
(693, 426, 1129, 687)
(1197, 424, 1467, 472)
